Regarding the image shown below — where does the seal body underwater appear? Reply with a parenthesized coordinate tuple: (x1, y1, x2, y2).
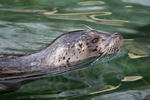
(0, 30, 123, 94)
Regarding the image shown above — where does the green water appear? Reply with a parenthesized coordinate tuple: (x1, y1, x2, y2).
(0, 0, 150, 100)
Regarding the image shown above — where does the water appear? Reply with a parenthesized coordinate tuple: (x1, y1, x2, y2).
(0, 0, 150, 100)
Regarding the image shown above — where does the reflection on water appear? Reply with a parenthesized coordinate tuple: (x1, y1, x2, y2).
(71, 6, 105, 11)
(92, 88, 150, 100)
(124, 38, 150, 59)
(121, 76, 143, 82)
(43, 11, 128, 26)
(0, 0, 150, 100)
(21, 84, 120, 99)
(0, 8, 47, 13)
(78, 1, 105, 6)
(123, 0, 150, 6)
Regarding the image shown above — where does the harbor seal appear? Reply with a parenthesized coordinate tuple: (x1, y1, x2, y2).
(0, 30, 123, 93)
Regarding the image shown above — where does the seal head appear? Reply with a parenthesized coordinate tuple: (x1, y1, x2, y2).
(44, 30, 123, 68)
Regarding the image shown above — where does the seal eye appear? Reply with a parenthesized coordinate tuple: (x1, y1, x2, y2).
(91, 38, 99, 43)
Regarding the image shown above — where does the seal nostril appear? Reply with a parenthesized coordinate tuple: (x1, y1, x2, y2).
(111, 33, 122, 39)
(113, 33, 120, 36)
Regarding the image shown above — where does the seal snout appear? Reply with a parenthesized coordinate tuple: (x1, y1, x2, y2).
(111, 33, 123, 40)
(110, 33, 123, 47)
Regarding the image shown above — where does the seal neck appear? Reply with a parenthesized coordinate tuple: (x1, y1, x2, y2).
(0, 45, 54, 73)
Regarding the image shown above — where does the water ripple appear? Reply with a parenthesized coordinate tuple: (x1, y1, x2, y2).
(43, 11, 128, 26)
(78, 1, 105, 6)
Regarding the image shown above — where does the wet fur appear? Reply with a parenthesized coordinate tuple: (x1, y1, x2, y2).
(0, 30, 123, 94)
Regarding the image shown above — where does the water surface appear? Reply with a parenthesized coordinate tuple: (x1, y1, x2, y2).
(0, 0, 150, 100)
